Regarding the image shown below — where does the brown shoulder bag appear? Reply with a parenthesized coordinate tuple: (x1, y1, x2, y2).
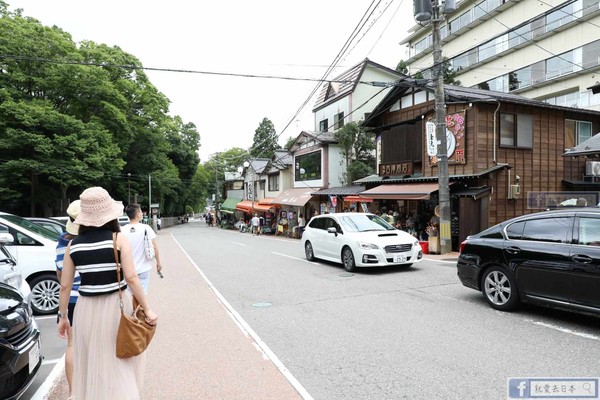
(112, 233, 157, 358)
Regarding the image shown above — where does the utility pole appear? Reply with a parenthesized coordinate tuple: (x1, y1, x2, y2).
(414, 0, 455, 254)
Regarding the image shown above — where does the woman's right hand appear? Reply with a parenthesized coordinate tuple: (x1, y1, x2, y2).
(144, 309, 158, 326)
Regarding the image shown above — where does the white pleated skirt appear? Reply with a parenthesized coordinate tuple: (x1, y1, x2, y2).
(71, 291, 146, 400)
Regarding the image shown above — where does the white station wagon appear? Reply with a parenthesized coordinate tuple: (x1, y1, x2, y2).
(302, 212, 423, 272)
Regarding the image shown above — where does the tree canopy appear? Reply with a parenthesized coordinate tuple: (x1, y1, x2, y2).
(0, 3, 201, 216)
(249, 117, 280, 159)
(334, 122, 376, 185)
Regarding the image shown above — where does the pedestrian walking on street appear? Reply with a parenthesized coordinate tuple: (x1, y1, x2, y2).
(57, 186, 158, 400)
(54, 200, 81, 398)
(122, 204, 163, 294)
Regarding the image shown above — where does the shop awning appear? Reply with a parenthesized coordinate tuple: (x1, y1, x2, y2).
(220, 197, 242, 212)
(258, 198, 277, 206)
(272, 187, 319, 207)
(343, 195, 373, 203)
(235, 200, 272, 213)
(360, 183, 441, 200)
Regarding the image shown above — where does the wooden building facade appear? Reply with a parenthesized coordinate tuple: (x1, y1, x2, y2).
(360, 82, 600, 250)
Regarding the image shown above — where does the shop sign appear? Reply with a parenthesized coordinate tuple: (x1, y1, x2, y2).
(430, 111, 466, 166)
(425, 121, 437, 156)
(379, 162, 413, 176)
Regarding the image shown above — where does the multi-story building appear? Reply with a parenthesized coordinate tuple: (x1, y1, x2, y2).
(401, 0, 600, 111)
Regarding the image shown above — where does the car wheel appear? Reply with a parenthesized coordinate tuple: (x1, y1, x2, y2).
(305, 241, 315, 261)
(481, 266, 519, 311)
(342, 247, 356, 272)
(29, 274, 60, 315)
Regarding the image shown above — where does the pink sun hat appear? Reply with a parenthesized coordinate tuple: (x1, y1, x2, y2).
(74, 187, 124, 227)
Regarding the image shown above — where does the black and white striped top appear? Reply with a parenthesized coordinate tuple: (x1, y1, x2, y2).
(69, 230, 127, 296)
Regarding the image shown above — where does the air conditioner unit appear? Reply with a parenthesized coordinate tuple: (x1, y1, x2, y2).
(508, 184, 520, 199)
(586, 161, 600, 176)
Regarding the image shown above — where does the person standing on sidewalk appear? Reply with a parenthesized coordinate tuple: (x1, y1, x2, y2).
(54, 200, 81, 398)
(122, 204, 163, 294)
(57, 186, 158, 399)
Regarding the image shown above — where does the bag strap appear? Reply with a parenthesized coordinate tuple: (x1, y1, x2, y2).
(112, 232, 124, 311)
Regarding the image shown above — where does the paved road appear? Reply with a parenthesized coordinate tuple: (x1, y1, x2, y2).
(32, 221, 600, 399)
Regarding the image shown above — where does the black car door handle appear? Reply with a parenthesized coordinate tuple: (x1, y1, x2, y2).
(505, 246, 521, 254)
(571, 254, 592, 264)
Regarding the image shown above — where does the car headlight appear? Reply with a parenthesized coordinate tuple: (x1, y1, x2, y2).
(356, 241, 379, 250)
(414, 239, 420, 246)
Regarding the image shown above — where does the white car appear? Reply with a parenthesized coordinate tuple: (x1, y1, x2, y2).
(0, 212, 60, 314)
(0, 232, 31, 300)
(302, 212, 423, 272)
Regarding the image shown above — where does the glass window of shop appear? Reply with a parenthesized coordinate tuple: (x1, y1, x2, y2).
(295, 151, 321, 181)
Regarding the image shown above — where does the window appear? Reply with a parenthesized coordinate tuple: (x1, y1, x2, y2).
(268, 174, 279, 191)
(295, 151, 321, 181)
(333, 112, 345, 130)
(259, 181, 265, 191)
(506, 221, 525, 240)
(500, 113, 533, 148)
(577, 217, 600, 246)
(521, 218, 572, 243)
(565, 119, 592, 148)
(319, 119, 328, 133)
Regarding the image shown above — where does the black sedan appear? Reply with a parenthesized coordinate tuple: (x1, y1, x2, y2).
(0, 282, 42, 399)
(457, 208, 600, 315)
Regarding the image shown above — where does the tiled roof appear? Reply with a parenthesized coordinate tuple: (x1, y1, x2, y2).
(312, 58, 403, 112)
(563, 133, 600, 157)
(364, 80, 600, 127)
(311, 186, 366, 195)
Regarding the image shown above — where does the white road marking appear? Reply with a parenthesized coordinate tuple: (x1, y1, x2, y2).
(172, 235, 314, 400)
(271, 251, 320, 264)
(31, 354, 65, 400)
(41, 358, 61, 366)
(231, 241, 246, 246)
(525, 319, 600, 341)
(423, 258, 457, 264)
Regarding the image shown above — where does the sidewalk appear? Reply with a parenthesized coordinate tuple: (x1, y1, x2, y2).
(41, 230, 305, 400)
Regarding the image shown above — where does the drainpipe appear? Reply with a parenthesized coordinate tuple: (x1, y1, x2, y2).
(492, 100, 501, 164)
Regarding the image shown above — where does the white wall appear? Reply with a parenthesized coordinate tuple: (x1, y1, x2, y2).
(327, 145, 346, 187)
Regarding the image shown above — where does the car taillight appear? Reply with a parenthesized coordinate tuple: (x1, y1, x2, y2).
(459, 240, 467, 254)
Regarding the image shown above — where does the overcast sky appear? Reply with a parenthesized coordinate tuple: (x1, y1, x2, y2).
(9, 0, 416, 162)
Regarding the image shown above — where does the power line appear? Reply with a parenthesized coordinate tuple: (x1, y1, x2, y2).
(0, 54, 372, 85)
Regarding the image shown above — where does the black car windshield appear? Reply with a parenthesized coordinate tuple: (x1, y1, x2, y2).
(0, 214, 60, 241)
(338, 214, 395, 232)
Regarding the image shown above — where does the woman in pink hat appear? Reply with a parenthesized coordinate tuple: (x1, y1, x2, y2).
(57, 187, 158, 399)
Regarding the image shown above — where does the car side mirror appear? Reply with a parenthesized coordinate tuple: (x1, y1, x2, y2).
(0, 233, 14, 244)
(327, 227, 338, 236)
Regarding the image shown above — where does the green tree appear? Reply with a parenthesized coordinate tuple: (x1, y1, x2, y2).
(249, 117, 280, 159)
(0, 5, 202, 217)
(334, 122, 375, 185)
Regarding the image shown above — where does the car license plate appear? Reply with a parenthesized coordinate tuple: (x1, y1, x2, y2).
(29, 341, 40, 374)
(393, 254, 406, 263)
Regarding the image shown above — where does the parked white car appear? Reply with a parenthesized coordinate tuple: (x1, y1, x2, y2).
(0, 212, 60, 314)
(0, 232, 31, 300)
(302, 212, 423, 272)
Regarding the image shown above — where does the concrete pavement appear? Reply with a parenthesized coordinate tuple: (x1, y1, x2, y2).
(35, 225, 458, 399)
